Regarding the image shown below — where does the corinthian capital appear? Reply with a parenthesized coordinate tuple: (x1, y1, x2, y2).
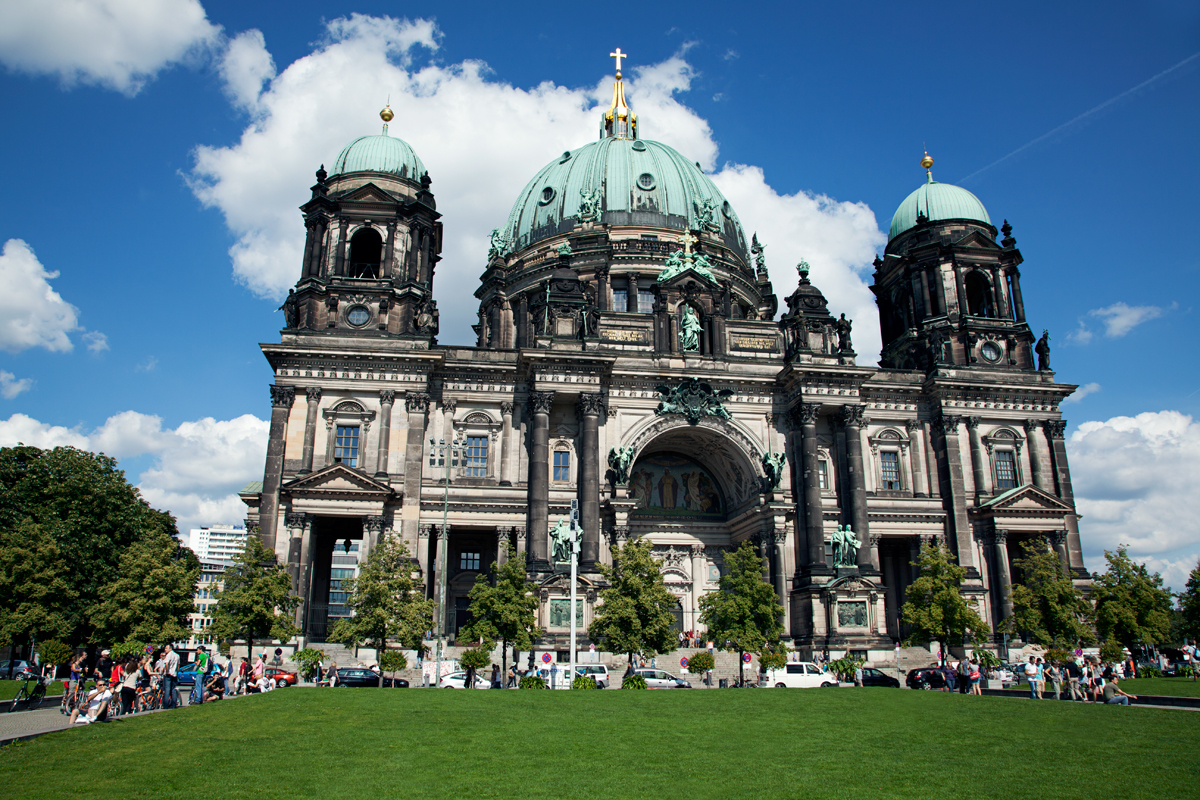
(528, 391, 555, 415)
(790, 402, 821, 426)
(270, 385, 296, 407)
(1043, 420, 1067, 439)
(577, 393, 605, 418)
(405, 392, 431, 413)
(840, 404, 867, 429)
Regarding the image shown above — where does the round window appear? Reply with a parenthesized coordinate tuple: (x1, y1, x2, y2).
(632, 140, 647, 151)
(980, 341, 1002, 362)
(637, 172, 656, 190)
(539, 186, 556, 205)
(346, 306, 370, 327)
(722, 200, 732, 218)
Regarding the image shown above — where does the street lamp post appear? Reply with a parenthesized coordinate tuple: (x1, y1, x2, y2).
(568, 499, 580, 690)
(431, 436, 462, 687)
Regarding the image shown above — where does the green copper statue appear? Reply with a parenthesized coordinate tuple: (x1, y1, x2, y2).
(761, 452, 786, 491)
(831, 524, 861, 568)
(608, 446, 635, 485)
(679, 305, 702, 351)
(549, 517, 573, 563)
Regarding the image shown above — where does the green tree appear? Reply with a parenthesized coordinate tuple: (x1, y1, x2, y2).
(210, 536, 299, 662)
(0, 445, 179, 645)
(1091, 546, 1172, 651)
(900, 541, 990, 651)
(90, 532, 199, 646)
(459, 647, 491, 689)
(588, 538, 678, 666)
(458, 543, 541, 682)
(0, 520, 76, 674)
(699, 541, 784, 686)
(36, 640, 72, 676)
(378, 649, 408, 686)
(326, 535, 432, 686)
(685, 650, 715, 678)
(1003, 540, 1094, 649)
(1179, 561, 1200, 641)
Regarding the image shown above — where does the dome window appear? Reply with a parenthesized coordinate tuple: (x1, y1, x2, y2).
(539, 186, 557, 206)
(559, 151, 572, 163)
(346, 305, 370, 327)
(632, 140, 647, 151)
(722, 200, 732, 218)
(347, 227, 383, 279)
(637, 172, 656, 191)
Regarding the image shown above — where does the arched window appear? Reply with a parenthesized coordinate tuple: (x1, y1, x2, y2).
(553, 447, 571, 482)
(964, 272, 994, 317)
(347, 227, 383, 278)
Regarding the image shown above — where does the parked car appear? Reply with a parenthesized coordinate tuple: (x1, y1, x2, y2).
(438, 671, 491, 689)
(265, 666, 299, 687)
(859, 667, 900, 688)
(574, 664, 610, 688)
(764, 662, 837, 688)
(906, 667, 948, 690)
(176, 663, 203, 686)
(0, 660, 30, 678)
(336, 667, 408, 688)
(632, 668, 690, 689)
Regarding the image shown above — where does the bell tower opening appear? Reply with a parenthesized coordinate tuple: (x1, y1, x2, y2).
(965, 272, 994, 318)
(347, 227, 383, 279)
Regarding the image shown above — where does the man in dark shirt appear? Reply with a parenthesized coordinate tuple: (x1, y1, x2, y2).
(203, 670, 226, 703)
(1063, 659, 1084, 701)
(94, 650, 114, 683)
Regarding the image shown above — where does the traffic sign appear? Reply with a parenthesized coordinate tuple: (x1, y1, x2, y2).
(542, 653, 553, 664)
(1075, 648, 1083, 656)
(742, 653, 752, 663)
(680, 657, 689, 668)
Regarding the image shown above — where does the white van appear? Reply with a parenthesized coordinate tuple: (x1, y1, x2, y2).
(574, 664, 611, 688)
(764, 662, 837, 688)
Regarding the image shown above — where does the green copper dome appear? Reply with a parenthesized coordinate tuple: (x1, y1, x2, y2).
(331, 134, 426, 182)
(888, 178, 991, 241)
(503, 137, 747, 258)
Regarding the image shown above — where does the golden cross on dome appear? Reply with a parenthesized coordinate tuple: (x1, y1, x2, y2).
(610, 48, 627, 75)
(680, 231, 698, 257)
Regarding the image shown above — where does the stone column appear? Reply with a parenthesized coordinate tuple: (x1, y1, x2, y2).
(577, 393, 603, 570)
(922, 421, 940, 498)
(401, 393, 430, 553)
(441, 398, 457, 445)
(527, 391, 555, 570)
(285, 512, 309, 627)
(626, 273, 639, 313)
(792, 403, 826, 572)
(1023, 419, 1051, 492)
(931, 412, 979, 576)
(841, 405, 873, 572)
(301, 217, 318, 278)
(499, 401, 516, 486)
(364, 515, 385, 553)
(333, 219, 348, 277)
(375, 390, 395, 478)
(772, 528, 788, 609)
(514, 525, 528, 563)
(260, 385, 295, 551)
(596, 265, 610, 312)
(496, 527, 511, 566)
(966, 416, 990, 498)
(383, 220, 397, 279)
(993, 529, 1014, 623)
(1009, 270, 1027, 322)
(418, 525, 433, 593)
(1044, 420, 1086, 575)
(690, 544, 705, 633)
(299, 387, 321, 474)
(905, 419, 929, 497)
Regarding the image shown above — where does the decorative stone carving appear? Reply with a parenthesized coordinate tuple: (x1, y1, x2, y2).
(500, 401, 514, 416)
(690, 544, 705, 558)
(611, 526, 631, 545)
(528, 391, 555, 415)
(1043, 420, 1067, 439)
(654, 378, 733, 425)
(306, 387, 322, 402)
(285, 512, 308, 531)
(379, 389, 395, 405)
(442, 398, 457, 413)
(760, 451, 786, 491)
(405, 392, 430, 413)
(931, 412, 961, 436)
(577, 393, 605, 417)
(651, 545, 689, 569)
(965, 416, 982, 430)
(418, 524, 432, 540)
(270, 385, 296, 407)
(840, 404, 867, 429)
(363, 515, 385, 535)
(1048, 531, 1068, 546)
(791, 403, 821, 426)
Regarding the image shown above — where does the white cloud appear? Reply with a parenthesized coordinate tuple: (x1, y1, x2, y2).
(1088, 302, 1166, 337)
(188, 18, 886, 356)
(0, 372, 33, 400)
(1062, 382, 1101, 404)
(82, 331, 109, 353)
(1066, 319, 1093, 345)
(0, 239, 80, 353)
(1070, 410, 1200, 589)
(0, 0, 220, 94)
(0, 411, 268, 534)
(219, 29, 275, 112)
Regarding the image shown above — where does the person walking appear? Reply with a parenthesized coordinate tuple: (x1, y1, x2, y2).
(1023, 657, 1038, 699)
(1046, 661, 1062, 701)
(161, 644, 180, 709)
(119, 656, 139, 714)
(190, 646, 210, 705)
(958, 657, 972, 694)
(1063, 659, 1083, 701)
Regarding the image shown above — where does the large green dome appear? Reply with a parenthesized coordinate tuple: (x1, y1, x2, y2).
(888, 178, 991, 241)
(331, 134, 426, 182)
(504, 137, 747, 257)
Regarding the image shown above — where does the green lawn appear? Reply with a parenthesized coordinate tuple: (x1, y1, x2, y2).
(1120, 677, 1200, 698)
(1, 688, 1196, 799)
(0, 680, 66, 702)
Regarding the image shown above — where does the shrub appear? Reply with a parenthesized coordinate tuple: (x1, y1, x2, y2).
(292, 648, 326, 681)
(621, 674, 647, 690)
(973, 650, 1001, 670)
(826, 655, 863, 682)
(1140, 666, 1162, 679)
(686, 652, 715, 674)
(759, 645, 788, 672)
(572, 675, 599, 690)
(378, 650, 408, 674)
(519, 675, 546, 689)
(36, 640, 72, 668)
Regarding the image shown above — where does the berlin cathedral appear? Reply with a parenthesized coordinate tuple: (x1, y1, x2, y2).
(243, 51, 1088, 661)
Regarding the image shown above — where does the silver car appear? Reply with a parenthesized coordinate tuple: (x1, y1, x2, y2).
(633, 668, 691, 689)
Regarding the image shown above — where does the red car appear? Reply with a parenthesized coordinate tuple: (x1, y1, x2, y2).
(265, 666, 298, 687)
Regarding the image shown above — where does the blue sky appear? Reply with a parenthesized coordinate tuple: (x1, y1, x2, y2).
(0, 0, 1196, 587)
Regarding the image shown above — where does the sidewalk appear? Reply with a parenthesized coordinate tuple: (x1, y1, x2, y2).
(0, 690, 205, 746)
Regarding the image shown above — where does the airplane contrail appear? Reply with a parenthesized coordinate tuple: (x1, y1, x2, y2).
(959, 51, 1200, 184)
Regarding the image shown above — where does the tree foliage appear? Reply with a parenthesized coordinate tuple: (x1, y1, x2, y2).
(1179, 561, 1200, 641)
(1003, 540, 1094, 648)
(291, 648, 326, 681)
(1091, 546, 1173, 650)
(0, 520, 75, 648)
(900, 541, 990, 648)
(210, 535, 298, 657)
(685, 651, 714, 675)
(36, 639, 72, 669)
(588, 538, 678, 664)
(0, 445, 180, 646)
(90, 532, 199, 645)
(460, 647, 491, 689)
(699, 541, 783, 684)
(458, 543, 540, 679)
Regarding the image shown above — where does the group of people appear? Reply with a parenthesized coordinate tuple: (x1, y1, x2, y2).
(1022, 656, 1138, 705)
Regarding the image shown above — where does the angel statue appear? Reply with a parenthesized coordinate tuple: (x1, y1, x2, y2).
(487, 228, 508, 260)
(761, 451, 786, 491)
(608, 446, 635, 485)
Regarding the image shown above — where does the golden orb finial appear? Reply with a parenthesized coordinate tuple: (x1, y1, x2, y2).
(920, 151, 934, 170)
(380, 104, 394, 123)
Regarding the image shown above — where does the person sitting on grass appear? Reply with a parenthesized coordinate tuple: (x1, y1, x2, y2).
(69, 681, 113, 725)
(203, 669, 226, 703)
(1101, 676, 1137, 706)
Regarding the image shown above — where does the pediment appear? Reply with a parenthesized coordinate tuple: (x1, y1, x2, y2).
(341, 182, 397, 204)
(976, 484, 1073, 514)
(282, 463, 393, 496)
(656, 271, 718, 291)
(952, 230, 1000, 249)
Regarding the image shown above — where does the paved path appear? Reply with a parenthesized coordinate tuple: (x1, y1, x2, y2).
(0, 690, 204, 745)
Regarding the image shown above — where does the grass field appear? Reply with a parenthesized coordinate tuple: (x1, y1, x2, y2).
(1120, 677, 1200, 698)
(0, 688, 1196, 800)
(0, 680, 66, 702)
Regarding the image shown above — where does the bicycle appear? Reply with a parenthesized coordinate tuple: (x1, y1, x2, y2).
(9, 670, 49, 712)
(60, 679, 87, 716)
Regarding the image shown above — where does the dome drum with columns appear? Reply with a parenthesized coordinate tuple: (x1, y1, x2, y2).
(244, 55, 1089, 666)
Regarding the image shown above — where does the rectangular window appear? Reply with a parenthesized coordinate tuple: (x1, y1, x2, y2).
(612, 288, 628, 310)
(637, 290, 655, 314)
(995, 450, 1018, 490)
(553, 450, 570, 481)
(818, 460, 829, 490)
(460, 552, 480, 571)
(334, 425, 360, 467)
(880, 451, 901, 490)
(464, 436, 488, 477)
